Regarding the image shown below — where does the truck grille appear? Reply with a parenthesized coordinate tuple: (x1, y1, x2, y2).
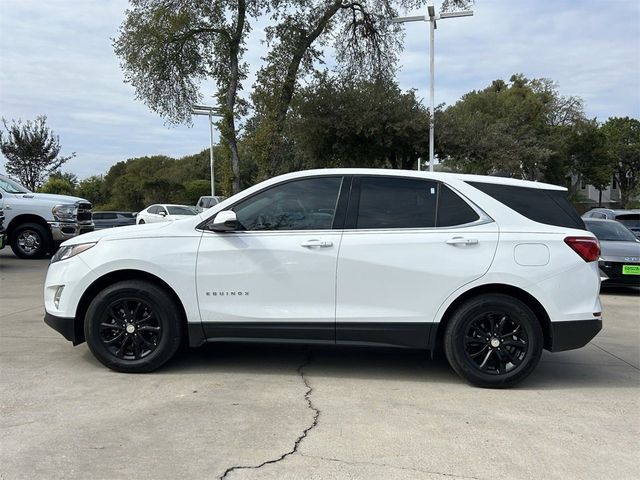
(77, 202, 92, 222)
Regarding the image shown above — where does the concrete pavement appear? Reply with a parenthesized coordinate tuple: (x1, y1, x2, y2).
(1, 249, 638, 479)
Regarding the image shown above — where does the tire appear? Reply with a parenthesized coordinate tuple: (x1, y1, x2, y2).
(10, 222, 51, 259)
(138, 219, 145, 224)
(84, 280, 183, 373)
(444, 294, 543, 388)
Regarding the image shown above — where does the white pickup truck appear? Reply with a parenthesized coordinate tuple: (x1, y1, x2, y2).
(0, 174, 94, 258)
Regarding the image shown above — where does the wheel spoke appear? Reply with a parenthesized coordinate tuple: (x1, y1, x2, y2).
(116, 335, 130, 357)
(503, 339, 527, 349)
(494, 349, 508, 374)
(469, 344, 489, 358)
(465, 334, 484, 344)
(104, 331, 126, 345)
(496, 315, 507, 334)
(479, 349, 493, 369)
(137, 325, 160, 333)
(500, 326, 521, 339)
(504, 349, 522, 367)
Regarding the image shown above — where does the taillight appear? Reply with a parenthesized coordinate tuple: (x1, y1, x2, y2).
(564, 236, 600, 262)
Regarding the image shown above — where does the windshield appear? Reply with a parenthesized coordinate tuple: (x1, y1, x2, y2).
(167, 206, 197, 216)
(616, 214, 640, 230)
(585, 220, 638, 242)
(0, 176, 30, 194)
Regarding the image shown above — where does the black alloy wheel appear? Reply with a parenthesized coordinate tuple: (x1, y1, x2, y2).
(444, 294, 543, 388)
(99, 298, 162, 360)
(85, 280, 182, 373)
(464, 312, 529, 375)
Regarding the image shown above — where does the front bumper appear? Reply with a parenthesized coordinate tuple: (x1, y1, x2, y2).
(49, 221, 94, 242)
(44, 312, 84, 345)
(548, 319, 602, 352)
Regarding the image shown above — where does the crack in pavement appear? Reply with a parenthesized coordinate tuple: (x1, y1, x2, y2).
(300, 453, 484, 480)
(218, 351, 320, 480)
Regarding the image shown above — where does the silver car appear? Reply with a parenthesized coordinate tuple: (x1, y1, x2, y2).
(583, 218, 640, 287)
(583, 208, 640, 239)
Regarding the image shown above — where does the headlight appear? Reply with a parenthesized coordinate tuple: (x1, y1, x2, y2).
(52, 204, 77, 222)
(51, 242, 97, 263)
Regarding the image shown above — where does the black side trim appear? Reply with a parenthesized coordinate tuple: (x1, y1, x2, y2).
(548, 319, 602, 352)
(337, 322, 433, 349)
(202, 322, 335, 343)
(44, 312, 84, 346)
(187, 322, 207, 347)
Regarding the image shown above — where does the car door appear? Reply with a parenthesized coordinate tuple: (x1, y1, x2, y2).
(196, 175, 347, 342)
(335, 176, 499, 348)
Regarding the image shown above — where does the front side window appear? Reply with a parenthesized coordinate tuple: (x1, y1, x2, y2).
(148, 206, 159, 214)
(167, 206, 196, 216)
(232, 177, 342, 231)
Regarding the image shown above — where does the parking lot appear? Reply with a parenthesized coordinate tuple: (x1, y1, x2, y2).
(1, 249, 638, 480)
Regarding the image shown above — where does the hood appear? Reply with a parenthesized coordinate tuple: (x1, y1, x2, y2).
(20, 192, 90, 204)
(599, 240, 640, 262)
(61, 221, 174, 246)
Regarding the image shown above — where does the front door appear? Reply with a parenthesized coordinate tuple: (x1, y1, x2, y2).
(196, 176, 346, 342)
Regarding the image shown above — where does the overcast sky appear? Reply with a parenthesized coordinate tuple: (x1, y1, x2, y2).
(1, 0, 639, 179)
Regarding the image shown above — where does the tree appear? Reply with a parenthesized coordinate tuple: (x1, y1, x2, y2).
(283, 74, 429, 170)
(250, 0, 425, 178)
(0, 116, 76, 191)
(114, 0, 259, 194)
(601, 117, 640, 208)
(39, 171, 77, 196)
(569, 119, 612, 207)
(76, 175, 108, 206)
(436, 75, 585, 180)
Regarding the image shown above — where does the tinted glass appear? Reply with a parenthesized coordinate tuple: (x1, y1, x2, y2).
(468, 182, 585, 229)
(118, 213, 135, 219)
(437, 185, 480, 227)
(167, 206, 196, 215)
(357, 177, 438, 229)
(616, 214, 640, 229)
(233, 177, 342, 231)
(584, 220, 638, 242)
(148, 206, 159, 214)
(0, 176, 30, 194)
(94, 212, 117, 220)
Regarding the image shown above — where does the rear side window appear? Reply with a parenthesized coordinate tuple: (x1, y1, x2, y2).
(467, 182, 585, 229)
(357, 177, 438, 229)
(616, 214, 640, 229)
(437, 185, 480, 227)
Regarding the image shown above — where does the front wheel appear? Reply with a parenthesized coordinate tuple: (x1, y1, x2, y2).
(11, 222, 50, 259)
(84, 280, 183, 373)
(444, 294, 543, 388)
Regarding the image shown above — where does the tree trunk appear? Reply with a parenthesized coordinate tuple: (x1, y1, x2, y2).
(266, 1, 343, 176)
(223, 0, 245, 194)
(598, 189, 602, 207)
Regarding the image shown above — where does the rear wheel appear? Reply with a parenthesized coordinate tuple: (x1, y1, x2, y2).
(10, 223, 50, 259)
(138, 219, 145, 224)
(444, 294, 543, 388)
(84, 280, 182, 373)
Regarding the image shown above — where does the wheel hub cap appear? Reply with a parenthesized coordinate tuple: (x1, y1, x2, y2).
(126, 324, 135, 334)
(490, 338, 500, 348)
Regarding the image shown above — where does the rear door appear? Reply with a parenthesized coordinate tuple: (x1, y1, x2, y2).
(336, 176, 499, 348)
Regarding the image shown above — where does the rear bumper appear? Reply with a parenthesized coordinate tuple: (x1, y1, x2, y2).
(44, 312, 84, 345)
(548, 319, 602, 352)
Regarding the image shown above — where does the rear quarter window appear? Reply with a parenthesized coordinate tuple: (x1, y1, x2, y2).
(467, 182, 585, 229)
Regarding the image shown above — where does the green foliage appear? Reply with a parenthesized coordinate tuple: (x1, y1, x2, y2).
(568, 119, 612, 199)
(76, 176, 108, 206)
(436, 75, 585, 180)
(284, 74, 429, 170)
(39, 172, 77, 196)
(0, 115, 76, 190)
(601, 117, 640, 208)
(180, 179, 211, 205)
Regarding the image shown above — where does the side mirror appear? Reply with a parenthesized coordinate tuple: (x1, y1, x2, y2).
(158, 211, 167, 217)
(211, 210, 238, 232)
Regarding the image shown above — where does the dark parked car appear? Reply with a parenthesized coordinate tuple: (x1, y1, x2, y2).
(92, 211, 137, 230)
(583, 218, 640, 287)
(583, 208, 640, 239)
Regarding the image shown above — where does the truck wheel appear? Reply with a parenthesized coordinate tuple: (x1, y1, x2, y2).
(444, 294, 543, 388)
(11, 223, 51, 259)
(84, 280, 183, 373)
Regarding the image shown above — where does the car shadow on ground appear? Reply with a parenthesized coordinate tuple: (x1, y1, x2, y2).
(600, 285, 640, 296)
(80, 341, 639, 391)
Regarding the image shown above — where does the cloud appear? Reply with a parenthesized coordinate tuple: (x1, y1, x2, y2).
(0, 0, 638, 179)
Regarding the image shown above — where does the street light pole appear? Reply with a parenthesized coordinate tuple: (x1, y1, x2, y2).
(192, 104, 223, 196)
(392, 2, 473, 172)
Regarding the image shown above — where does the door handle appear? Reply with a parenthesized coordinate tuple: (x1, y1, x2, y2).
(301, 239, 333, 248)
(4, 205, 11, 210)
(446, 237, 479, 246)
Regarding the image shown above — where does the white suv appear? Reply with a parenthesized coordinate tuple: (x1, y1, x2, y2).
(43, 169, 602, 387)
